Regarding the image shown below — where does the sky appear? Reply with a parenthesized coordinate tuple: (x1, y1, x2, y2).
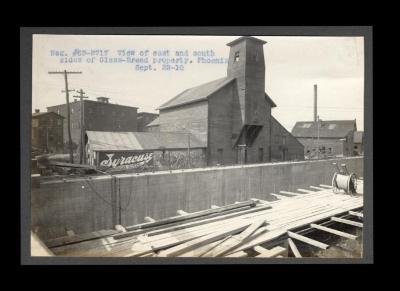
(32, 35, 364, 131)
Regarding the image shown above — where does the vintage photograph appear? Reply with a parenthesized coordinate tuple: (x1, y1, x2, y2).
(29, 32, 366, 259)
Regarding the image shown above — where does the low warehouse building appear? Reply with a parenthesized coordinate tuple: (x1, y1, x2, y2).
(85, 131, 206, 172)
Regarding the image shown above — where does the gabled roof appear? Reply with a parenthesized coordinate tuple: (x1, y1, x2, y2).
(291, 120, 356, 139)
(353, 131, 363, 143)
(157, 77, 235, 110)
(146, 117, 159, 127)
(32, 111, 64, 119)
(157, 77, 276, 111)
(86, 131, 206, 151)
(226, 36, 267, 47)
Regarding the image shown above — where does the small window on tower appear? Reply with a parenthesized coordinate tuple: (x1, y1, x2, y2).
(234, 52, 240, 62)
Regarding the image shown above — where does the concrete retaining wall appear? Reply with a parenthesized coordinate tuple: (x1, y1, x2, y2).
(32, 157, 363, 240)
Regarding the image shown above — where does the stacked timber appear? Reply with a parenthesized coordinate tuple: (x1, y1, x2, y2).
(45, 185, 363, 258)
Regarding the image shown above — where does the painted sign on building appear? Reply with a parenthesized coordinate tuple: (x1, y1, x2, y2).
(98, 151, 154, 172)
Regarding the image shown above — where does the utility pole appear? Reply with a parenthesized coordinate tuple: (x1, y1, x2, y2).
(73, 89, 88, 164)
(316, 115, 320, 159)
(313, 84, 318, 159)
(48, 70, 82, 163)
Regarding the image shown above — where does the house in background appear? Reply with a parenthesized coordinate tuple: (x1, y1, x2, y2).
(137, 112, 159, 132)
(147, 36, 303, 166)
(32, 109, 64, 154)
(291, 119, 357, 158)
(353, 131, 364, 155)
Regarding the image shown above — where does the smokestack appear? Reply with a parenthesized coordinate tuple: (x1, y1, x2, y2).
(314, 84, 317, 123)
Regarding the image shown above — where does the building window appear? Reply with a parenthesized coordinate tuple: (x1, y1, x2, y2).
(234, 52, 240, 62)
(282, 136, 287, 146)
(217, 149, 223, 165)
(258, 148, 264, 162)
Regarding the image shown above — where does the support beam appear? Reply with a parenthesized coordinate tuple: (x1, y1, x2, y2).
(287, 238, 302, 258)
(349, 211, 363, 218)
(144, 216, 156, 223)
(310, 224, 358, 240)
(331, 217, 363, 228)
(287, 231, 329, 250)
(309, 186, 327, 191)
(297, 189, 314, 193)
(279, 191, 298, 196)
(115, 225, 127, 233)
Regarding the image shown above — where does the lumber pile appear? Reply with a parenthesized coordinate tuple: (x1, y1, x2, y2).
(46, 185, 363, 258)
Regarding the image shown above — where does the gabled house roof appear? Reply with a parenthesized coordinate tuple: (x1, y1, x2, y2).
(291, 120, 357, 139)
(86, 131, 206, 152)
(157, 77, 277, 111)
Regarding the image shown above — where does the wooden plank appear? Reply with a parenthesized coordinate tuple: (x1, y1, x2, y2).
(211, 205, 220, 209)
(309, 186, 327, 191)
(144, 217, 156, 223)
(287, 231, 329, 250)
(349, 211, 363, 218)
(319, 184, 333, 189)
(255, 246, 286, 258)
(297, 189, 314, 193)
(124, 200, 258, 232)
(331, 217, 363, 228)
(115, 204, 270, 239)
(177, 210, 189, 216)
(310, 223, 358, 240)
(287, 238, 302, 258)
(270, 193, 290, 200)
(160, 222, 252, 257)
(225, 251, 247, 258)
(45, 229, 120, 248)
(204, 219, 267, 257)
(279, 191, 298, 196)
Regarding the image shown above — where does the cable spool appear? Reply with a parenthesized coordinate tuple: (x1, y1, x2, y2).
(332, 172, 357, 194)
